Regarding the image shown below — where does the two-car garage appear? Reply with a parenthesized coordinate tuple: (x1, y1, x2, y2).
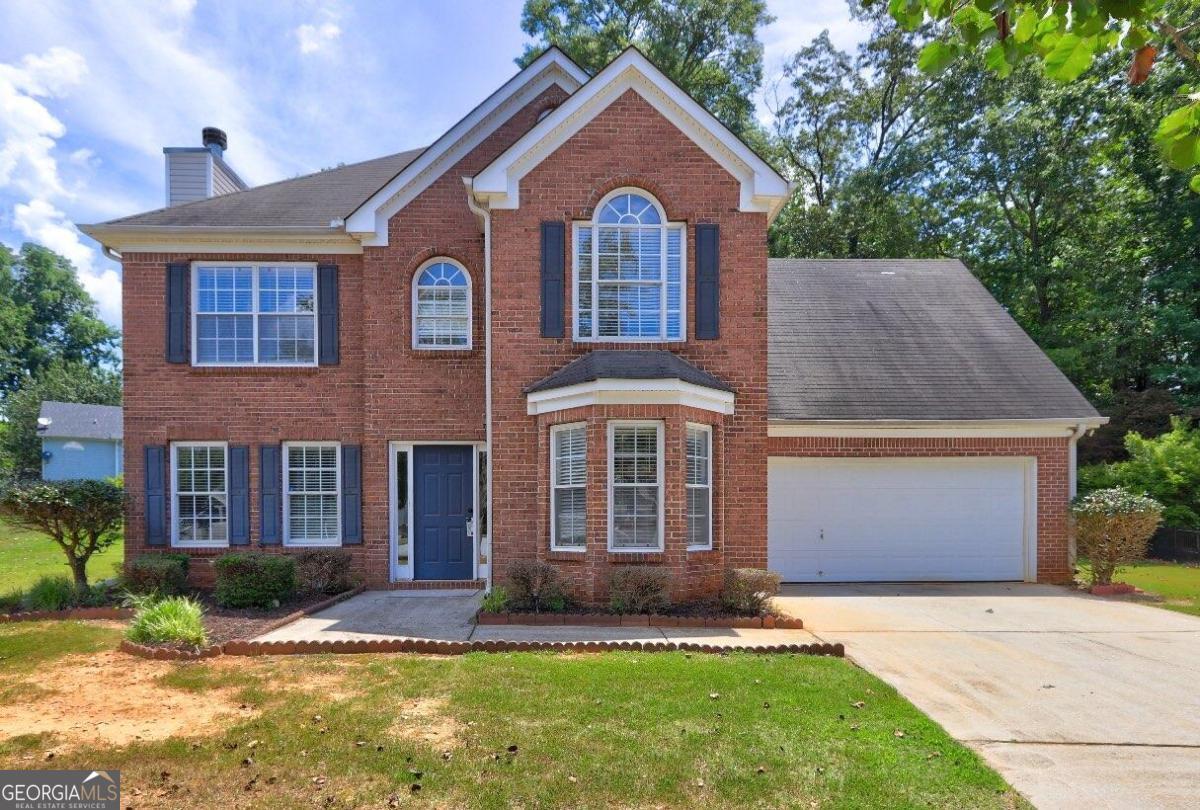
(767, 457, 1037, 583)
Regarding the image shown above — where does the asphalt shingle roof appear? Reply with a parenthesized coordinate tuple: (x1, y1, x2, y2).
(767, 259, 1099, 421)
(526, 350, 732, 394)
(38, 401, 123, 440)
(96, 147, 426, 228)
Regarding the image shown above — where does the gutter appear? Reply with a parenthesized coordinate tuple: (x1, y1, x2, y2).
(1066, 421, 1096, 571)
(463, 177, 494, 594)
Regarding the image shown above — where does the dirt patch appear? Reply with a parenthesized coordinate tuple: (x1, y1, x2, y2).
(0, 651, 256, 751)
(262, 662, 362, 702)
(387, 697, 464, 751)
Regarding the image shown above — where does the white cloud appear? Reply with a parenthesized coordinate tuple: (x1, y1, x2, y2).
(296, 21, 342, 55)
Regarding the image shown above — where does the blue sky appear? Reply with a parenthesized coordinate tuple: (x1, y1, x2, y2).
(0, 0, 866, 327)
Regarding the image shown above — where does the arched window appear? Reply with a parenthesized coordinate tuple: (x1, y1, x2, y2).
(574, 189, 684, 341)
(412, 259, 471, 349)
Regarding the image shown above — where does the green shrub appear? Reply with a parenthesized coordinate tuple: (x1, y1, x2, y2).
(480, 585, 510, 613)
(720, 568, 782, 615)
(213, 553, 296, 609)
(121, 553, 190, 596)
(22, 575, 80, 611)
(505, 560, 565, 613)
(608, 566, 671, 614)
(126, 596, 207, 647)
(0, 589, 26, 613)
(1072, 487, 1164, 586)
(295, 548, 354, 595)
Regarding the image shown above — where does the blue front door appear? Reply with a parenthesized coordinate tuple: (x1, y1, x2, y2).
(414, 445, 474, 580)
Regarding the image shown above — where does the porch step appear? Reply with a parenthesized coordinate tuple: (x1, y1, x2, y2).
(388, 579, 484, 591)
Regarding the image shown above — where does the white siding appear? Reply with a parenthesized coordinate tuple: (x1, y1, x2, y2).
(166, 151, 211, 206)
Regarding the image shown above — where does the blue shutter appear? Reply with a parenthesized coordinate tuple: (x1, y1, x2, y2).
(341, 444, 362, 545)
(540, 222, 565, 338)
(695, 224, 720, 340)
(228, 446, 250, 545)
(317, 264, 339, 364)
(144, 445, 167, 546)
(166, 263, 189, 363)
(259, 444, 281, 545)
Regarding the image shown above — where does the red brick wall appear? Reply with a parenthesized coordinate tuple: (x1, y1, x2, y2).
(488, 90, 770, 602)
(766, 435, 1074, 584)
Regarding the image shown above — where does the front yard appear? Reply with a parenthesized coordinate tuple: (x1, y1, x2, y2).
(1101, 559, 1200, 617)
(0, 620, 1027, 808)
(0, 517, 123, 592)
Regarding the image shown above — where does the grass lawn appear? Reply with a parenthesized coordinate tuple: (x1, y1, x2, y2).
(0, 621, 1029, 809)
(0, 517, 123, 593)
(1104, 560, 1200, 617)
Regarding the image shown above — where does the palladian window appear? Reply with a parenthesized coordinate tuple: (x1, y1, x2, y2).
(413, 259, 471, 349)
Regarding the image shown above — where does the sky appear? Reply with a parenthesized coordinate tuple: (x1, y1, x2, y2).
(0, 0, 867, 328)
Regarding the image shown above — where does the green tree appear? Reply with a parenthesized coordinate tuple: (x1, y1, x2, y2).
(0, 361, 122, 479)
(0, 243, 119, 394)
(517, 0, 773, 133)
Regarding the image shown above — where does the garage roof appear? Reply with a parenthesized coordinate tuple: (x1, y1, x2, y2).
(768, 259, 1100, 422)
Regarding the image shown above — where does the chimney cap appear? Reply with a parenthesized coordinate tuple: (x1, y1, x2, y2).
(201, 127, 228, 152)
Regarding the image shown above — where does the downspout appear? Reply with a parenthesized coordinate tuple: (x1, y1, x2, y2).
(1067, 422, 1090, 570)
(463, 178, 493, 594)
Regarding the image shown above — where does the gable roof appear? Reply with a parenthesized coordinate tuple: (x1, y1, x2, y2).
(471, 47, 791, 219)
(38, 401, 123, 440)
(767, 259, 1101, 423)
(526, 350, 732, 394)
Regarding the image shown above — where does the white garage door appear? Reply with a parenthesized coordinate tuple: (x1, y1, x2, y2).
(768, 457, 1034, 582)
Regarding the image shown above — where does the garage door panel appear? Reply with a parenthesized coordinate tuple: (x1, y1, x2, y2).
(768, 457, 1031, 582)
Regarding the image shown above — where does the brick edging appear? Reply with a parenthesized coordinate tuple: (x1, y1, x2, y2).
(121, 637, 843, 659)
(476, 611, 803, 629)
(0, 607, 133, 623)
(247, 585, 367, 638)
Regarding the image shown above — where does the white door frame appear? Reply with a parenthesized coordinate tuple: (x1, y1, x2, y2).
(388, 441, 487, 582)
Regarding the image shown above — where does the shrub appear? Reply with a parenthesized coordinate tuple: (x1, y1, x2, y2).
(126, 595, 207, 647)
(21, 575, 80, 611)
(505, 559, 565, 613)
(121, 553, 190, 596)
(608, 566, 671, 614)
(0, 478, 124, 588)
(720, 568, 782, 615)
(480, 585, 510, 613)
(1072, 487, 1164, 586)
(213, 553, 296, 609)
(0, 589, 25, 613)
(295, 548, 354, 595)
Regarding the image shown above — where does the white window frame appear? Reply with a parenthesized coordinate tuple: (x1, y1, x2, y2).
(685, 423, 713, 551)
(191, 261, 319, 367)
(606, 420, 665, 552)
(170, 441, 229, 548)
(282, 441, 342, 547)
(573, 188, 686, 343)
(550, 422, 588, 552)
(411, 257, 473, 351)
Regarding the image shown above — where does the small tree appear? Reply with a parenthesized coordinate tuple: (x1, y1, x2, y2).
(1071, 487, 1163, 587)
(0, 479, 124, 588)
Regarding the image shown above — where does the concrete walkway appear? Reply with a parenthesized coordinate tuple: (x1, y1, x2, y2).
(255, 589, 817, 648)
(775, 583, 1200, 810)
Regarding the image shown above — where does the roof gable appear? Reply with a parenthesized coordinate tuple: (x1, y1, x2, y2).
(38, 401, 123, 440)
(470, 48, 791, 219)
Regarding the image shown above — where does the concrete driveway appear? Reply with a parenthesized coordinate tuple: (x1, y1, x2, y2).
(776, 583, 1200, 809)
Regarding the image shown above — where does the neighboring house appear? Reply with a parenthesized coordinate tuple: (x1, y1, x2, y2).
(38, 401, 123, 481)
(80, 47, 1103, 599)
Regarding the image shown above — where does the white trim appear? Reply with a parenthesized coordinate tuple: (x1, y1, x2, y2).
(346, 49, 588, 245)
(527, 378, 735, 416)
(768, 418, 1107, 439)
(411, 257, 473, 351)
(607, 420, 665, 553)
(471, 49, 792, 219)
(190, 261, 319, 367)
(282, 441, 342, 547)
(685, 422, 713, 551)
(78, 225, 363, 255)
(170, 441, 230, 549)
(550, 422, 588, 552)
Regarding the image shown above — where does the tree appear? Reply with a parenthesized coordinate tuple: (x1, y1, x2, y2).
(0, 361, 122, 479)
(0, 243, 119, 394)
(517, 0, 773, 133)
(0, 479, 124, 588)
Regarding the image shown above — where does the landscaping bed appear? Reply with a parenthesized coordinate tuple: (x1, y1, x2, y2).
(477, 606, 801, 629)
(194, 586, 362, 644)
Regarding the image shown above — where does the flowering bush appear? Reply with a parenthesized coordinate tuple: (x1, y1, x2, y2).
(1071, 488, 1163, 586)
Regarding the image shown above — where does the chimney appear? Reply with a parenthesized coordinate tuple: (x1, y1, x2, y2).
(163, 126, 247, 207)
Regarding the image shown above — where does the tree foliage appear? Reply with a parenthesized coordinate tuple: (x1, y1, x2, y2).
(1080, 418, 1200, 527)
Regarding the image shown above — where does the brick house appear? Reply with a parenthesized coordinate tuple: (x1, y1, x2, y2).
(81, 48, 1103, 601)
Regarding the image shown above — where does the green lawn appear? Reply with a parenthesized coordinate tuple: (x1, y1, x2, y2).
(0, 517, 124, 592)
(0, 621, 1028, 809)
(1107, 560, 1200, 617)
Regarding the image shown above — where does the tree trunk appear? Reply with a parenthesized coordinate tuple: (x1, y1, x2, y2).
(68, 555, 89, 590)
